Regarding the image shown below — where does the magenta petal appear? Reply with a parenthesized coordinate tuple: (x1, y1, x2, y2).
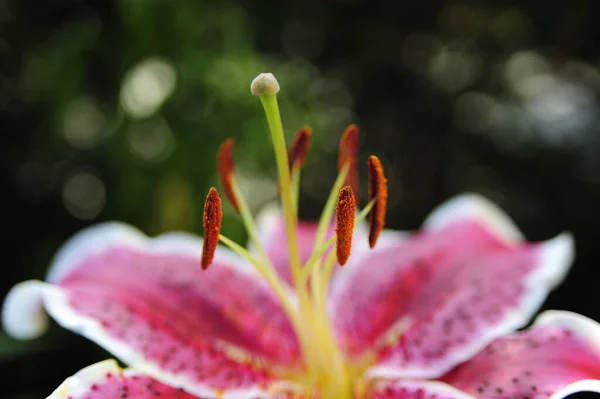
(331, 194, 574, 378)
(439, 311, 600, 399)
(47, 360, 201, 399)
(255, 205, 369, 285)
(367, 380, 474, 399)
(4, 223, 300, 397)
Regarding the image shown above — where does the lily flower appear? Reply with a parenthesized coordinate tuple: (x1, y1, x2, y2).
(4, 72, 600, 399)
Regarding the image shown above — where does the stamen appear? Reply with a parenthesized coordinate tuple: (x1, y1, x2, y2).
(337, 124, 360, 203)
(217, 139, 276, 268)
(367, 155, 388, 248)
(320, 200, 374, 295)
(201, 187, 223, 269)
(335, 186, 356, 266)
(288, 126, 312, 171)
(288, 126, 312, 213)
(217, 138, 239, 212)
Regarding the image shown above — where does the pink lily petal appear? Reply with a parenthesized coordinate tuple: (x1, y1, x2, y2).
(255, 204, 369, 285)
(439, 310, 600, 399)
(331, 194, 574, 379)
(2, 223, 301, 398)
(367, 379, 475, 399)
(47, 359, 200, 399)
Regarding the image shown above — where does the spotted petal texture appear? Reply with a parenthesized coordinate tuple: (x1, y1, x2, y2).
(367, 380, 475, 399)
(4, 223, 300, 398)
(440, 311, 600, 399)
(332, 195, 573, 379)
(48, 360, 200, 399)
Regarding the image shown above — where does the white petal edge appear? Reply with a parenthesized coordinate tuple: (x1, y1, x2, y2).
(423, 193, 524, 245)
(2, 280, 49, 339)
(9, 281, 277, 399)
(539, 312, 600, 399)
(46, 221, 256, 283)
(535, 310, 600, 355)
(47, 359, 122, 399)
(369, 379, 475, 399)
(548, 380, 600, 399)
(367, 232, 575, 379)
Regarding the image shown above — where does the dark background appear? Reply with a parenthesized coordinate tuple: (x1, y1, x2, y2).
(1, 0, 600, 397)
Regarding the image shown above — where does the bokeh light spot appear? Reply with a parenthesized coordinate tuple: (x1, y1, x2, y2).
(62, 171, 106, 220)
(120, 57, 177, 119)
(63, 96, 108, 149)
(428, 46, 481, 93)
(128, 118, 175, 163)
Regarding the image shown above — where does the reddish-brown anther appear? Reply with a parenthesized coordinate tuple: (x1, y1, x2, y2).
(288, 126, 313, 172)
(335, 186, 356, 266)
(367, 155, 388, 248)
(217, 138, 239, 212)
(337, 124, 360, 204)
(201, 187, 223, 270)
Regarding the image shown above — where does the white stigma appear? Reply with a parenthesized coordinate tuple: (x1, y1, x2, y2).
(251, 73, 280, 96)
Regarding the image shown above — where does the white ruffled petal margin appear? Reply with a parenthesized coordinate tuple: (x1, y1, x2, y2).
(47, 359, 122, 399)
(541, 311, 600, 399)
(367, 194, 575, 379)
(2, 280, 49, 339)
(423, 193, 524, 245)
(368, 379, 475, 399)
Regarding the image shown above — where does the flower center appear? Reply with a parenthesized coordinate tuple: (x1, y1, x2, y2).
(201, 73, 387, 398)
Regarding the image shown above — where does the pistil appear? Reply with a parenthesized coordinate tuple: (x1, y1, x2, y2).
(252, 73, 302, 282)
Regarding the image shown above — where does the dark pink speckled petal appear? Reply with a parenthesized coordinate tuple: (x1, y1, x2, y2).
(440, 311, 600, 399)
(4, 223, 301, 398)
(366, 379, 474, 399)
(331, 194, 574, 379)
(47, 360, 201, 399)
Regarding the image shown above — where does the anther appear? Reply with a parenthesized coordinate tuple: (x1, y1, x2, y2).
(335, 186, 356, 266)
(217, 138, 239, 212)
(337, 124, 360, 203)
(367, 156, 388, 248)
(201, 187, 223, 270)
(251, 73, 280, 96)
(288, 126, 312, 172)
